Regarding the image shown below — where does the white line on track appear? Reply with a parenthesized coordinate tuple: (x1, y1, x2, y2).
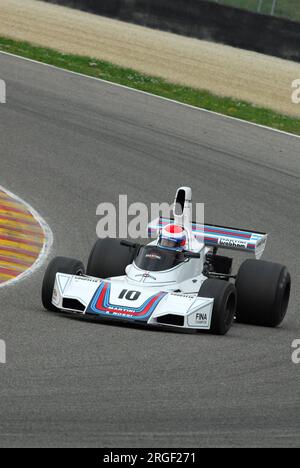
(1, 50, 299, 140)
(0, 185, 53, 289)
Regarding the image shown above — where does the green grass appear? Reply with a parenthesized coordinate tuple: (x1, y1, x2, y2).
(206, 0, 300, 22)
(0, 36, 299, 136)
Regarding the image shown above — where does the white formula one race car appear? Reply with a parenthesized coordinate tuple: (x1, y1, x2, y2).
(42, 187, 291, 335)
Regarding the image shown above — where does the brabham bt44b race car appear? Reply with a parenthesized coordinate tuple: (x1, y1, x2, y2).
(42, 187, 291, 335)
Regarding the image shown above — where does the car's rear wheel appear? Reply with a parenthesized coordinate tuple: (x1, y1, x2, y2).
(86, 238, 136, 279)
(198, 279, 237, 335)
(42, 257, 85, 312)
(235, 259, 291, 327)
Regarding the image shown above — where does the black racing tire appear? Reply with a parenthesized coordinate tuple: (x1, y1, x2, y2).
(86, 238, 136, 279)
(42, 257, 85, 312)
(198, 279, 237, 335)
(235, 259, 291, 327)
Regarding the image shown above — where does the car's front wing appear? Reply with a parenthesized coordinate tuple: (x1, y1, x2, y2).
(52, 274, 214, 330)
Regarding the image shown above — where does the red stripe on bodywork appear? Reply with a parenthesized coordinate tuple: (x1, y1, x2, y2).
(158, 220, 253, 239)
(203, 228, 251, 239)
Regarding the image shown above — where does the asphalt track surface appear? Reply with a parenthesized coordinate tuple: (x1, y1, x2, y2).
(0, 52, 299, 448)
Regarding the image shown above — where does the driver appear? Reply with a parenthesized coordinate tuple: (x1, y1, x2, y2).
(159, 224, 187, 252)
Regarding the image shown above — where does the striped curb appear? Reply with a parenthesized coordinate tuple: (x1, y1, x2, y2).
(0, 187, 51, 286)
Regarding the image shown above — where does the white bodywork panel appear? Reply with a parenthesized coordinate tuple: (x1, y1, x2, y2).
(53, 273, 213, 330)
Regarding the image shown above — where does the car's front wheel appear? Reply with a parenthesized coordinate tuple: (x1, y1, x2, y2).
(42, 257, 85, 312)
(198, 279, 237, 335)
(86, 238, 136, 279)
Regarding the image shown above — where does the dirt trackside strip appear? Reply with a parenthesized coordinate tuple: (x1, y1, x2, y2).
(0, 0, 299, 118)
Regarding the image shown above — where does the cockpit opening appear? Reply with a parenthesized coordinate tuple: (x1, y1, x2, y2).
(134, 245, 186, 272)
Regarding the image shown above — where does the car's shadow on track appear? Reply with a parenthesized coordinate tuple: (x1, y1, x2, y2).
(42, 308, 294, 338)
(44, 308, 206, 335)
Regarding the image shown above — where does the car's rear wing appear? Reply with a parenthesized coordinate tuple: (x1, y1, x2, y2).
(148, 217, 268, 259)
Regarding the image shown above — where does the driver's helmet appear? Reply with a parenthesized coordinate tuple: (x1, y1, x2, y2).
(159, 224, 187, 251)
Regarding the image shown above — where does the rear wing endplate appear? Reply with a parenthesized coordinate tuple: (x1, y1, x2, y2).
(148, 218, 268, 259)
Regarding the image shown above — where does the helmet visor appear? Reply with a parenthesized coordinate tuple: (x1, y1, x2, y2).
(160, 238, 179, 249)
